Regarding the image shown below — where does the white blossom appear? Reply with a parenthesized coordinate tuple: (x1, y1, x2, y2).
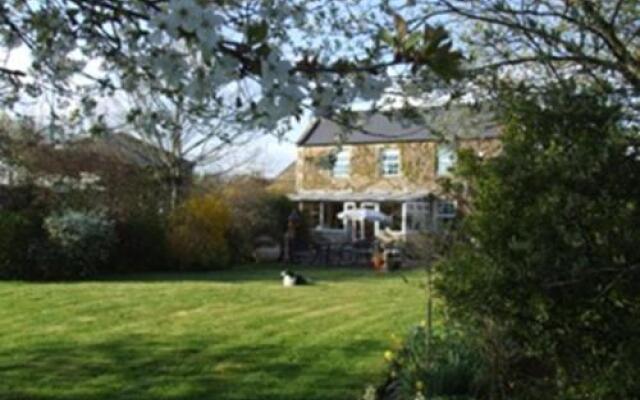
(167, 0, 203, 33)
(196, 9, 223, 46)
(153, 52, 187, 86)
(261, 52, 293, 92)
(2, 0, 404, 136)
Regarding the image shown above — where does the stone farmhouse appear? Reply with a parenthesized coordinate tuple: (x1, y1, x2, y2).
(285, 107, 501, 241)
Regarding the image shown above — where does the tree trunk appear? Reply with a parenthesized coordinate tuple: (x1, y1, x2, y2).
(167, 164, 184, 212)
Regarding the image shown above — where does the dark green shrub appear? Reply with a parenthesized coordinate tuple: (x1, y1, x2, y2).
(224, 188, 294, 263)
(113, 213, 170, 272)
(437, 87, 640, 398)
(0, 211, 41, 279)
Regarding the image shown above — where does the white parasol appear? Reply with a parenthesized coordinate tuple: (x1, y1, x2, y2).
(337, 208, 391, 223)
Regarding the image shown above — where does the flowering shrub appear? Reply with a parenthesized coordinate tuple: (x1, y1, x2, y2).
(374, 325, 487, 400)
(44, 209, 116, 279)
(168, 194, 231, 270)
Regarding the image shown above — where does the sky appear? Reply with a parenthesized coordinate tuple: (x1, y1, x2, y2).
(2, 45, 301, 178)
(236, 120, 303, 177)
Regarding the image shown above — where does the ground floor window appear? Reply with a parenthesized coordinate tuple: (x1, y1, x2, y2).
(323, 202, 344, 229)
(436, 199, 457, 229)
(300, 202, 345, 230)
(380, 202, 403, 231)
(301, 202, 322, 228)
(302, 199, 439, 235)
(405, 201, 430, 232)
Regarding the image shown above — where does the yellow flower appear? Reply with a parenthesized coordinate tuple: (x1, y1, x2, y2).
(384, 350, 394, 362)
(419, 320, 427, 328)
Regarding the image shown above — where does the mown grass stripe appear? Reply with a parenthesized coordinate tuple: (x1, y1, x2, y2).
(0, 265, 426, 400)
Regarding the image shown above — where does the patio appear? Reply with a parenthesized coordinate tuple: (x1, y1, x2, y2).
(286, 207, 408, 270)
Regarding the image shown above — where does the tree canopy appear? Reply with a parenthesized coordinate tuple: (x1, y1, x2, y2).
(0, 0, 463, 134)
(401, 1, 639, 111)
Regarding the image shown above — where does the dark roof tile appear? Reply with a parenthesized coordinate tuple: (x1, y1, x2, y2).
(298, 107, 499, 146)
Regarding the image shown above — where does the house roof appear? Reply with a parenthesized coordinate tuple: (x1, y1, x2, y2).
(297, 107, 499, 146)
(1, 133, 195, 184)
(69, 133, 195, 170)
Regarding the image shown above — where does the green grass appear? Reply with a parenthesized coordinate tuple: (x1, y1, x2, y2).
(0, 265, 427, 400)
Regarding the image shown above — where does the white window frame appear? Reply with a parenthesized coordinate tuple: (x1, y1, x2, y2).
(342, 202, 358, 240)
(380, 148, 401, 177)
(360, 202, 380, 237)
(437, 143, 457, 176)
(342, 202, 357, 231)
(332, 149, 350, 178)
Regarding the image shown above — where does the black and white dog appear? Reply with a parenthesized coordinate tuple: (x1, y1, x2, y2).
(281, 270, 312, 287)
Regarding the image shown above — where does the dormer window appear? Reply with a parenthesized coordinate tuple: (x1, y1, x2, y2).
(380, 148, 401, 177)
(332, 149, 350, 178)
(437, 143, 457, 176)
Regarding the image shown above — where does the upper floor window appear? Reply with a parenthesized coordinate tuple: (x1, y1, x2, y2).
(437, 144, 457, 176)
(380, 148, 401, 177)
(332, 149, 350, 178)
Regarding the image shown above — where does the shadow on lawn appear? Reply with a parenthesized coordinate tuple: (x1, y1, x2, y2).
(0, 335, 381, 400)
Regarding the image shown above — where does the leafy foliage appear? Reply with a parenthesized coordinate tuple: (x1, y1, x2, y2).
(437, 87, 640, 399)
(44, 209, 116, 279)
(168, 194, 231, 270)
(221, 179, 293, 263)
(113, 212, 171, 273)
(381, 325, 487, 400)
(0, 211, 41, 279)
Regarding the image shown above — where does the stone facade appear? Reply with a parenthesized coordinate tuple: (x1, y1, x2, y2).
(289, 111, 501, 240)
(295, 138, 501, 195)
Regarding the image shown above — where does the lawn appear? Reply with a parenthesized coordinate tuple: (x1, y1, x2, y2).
(0, 265, 427, 400)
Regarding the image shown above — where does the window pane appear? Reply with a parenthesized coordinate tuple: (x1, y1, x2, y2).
(304, 202, 322, 227)
(381, 149, 400, 176)
(406, 201, 430, 231)
(324, 202, 344, 229)
(332, 150, 350, 177)
(437, 144, 457, 176)
(380, 202, 402, 231)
